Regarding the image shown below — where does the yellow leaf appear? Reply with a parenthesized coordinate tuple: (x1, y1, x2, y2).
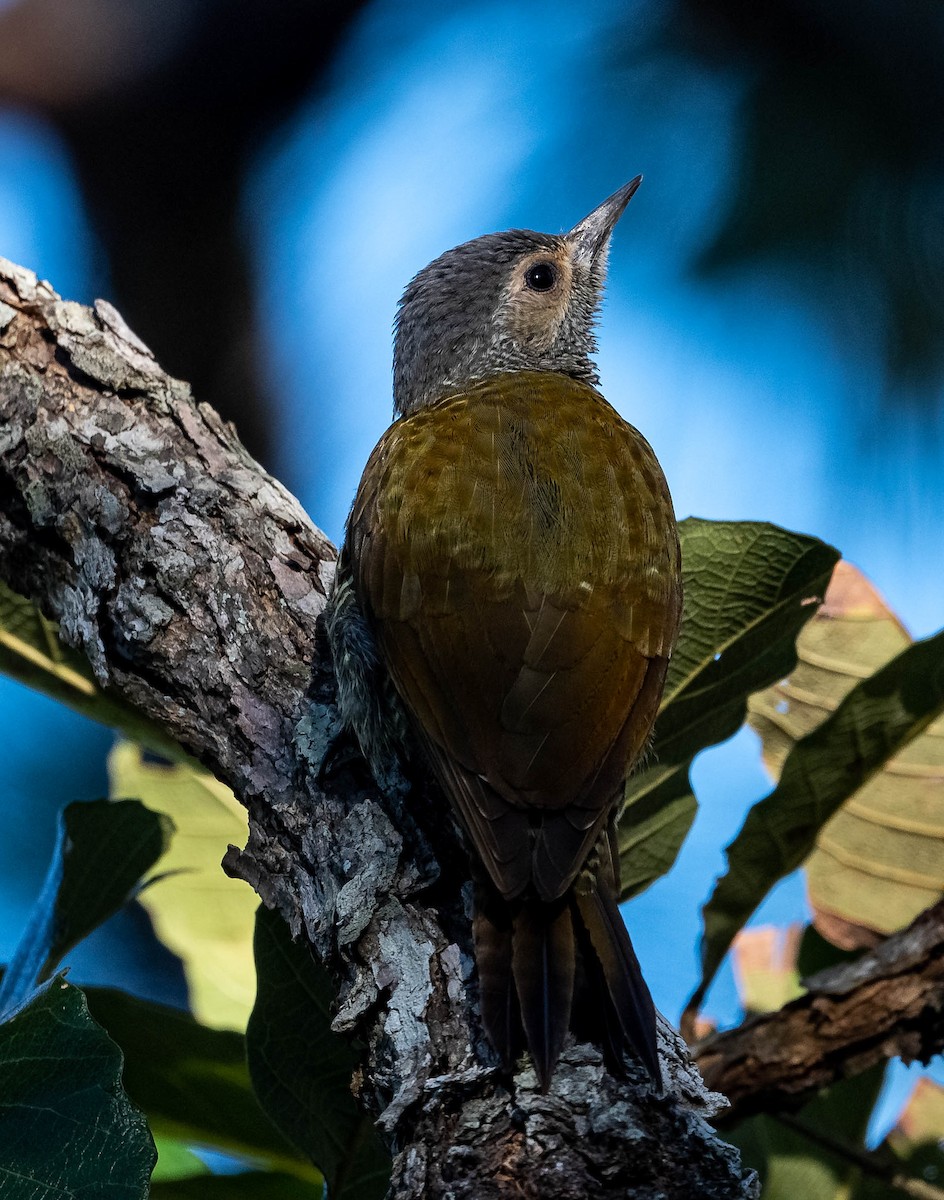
(748, 562, 944, 949)
(0, 580, 184, 759)
(108, 740, 256, 1030)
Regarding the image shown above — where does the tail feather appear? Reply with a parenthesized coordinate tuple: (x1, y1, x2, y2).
(473, 874, 660, 1091)
(472, 889, 517, 1068)
(511, 898, 575, 1090)
(572, 882, 661, 1087)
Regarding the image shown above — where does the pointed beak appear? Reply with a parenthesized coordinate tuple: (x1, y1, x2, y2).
(567, 175, 642, 268)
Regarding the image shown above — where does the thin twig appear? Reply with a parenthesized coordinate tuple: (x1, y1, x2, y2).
(778, 1113, 944, 1200)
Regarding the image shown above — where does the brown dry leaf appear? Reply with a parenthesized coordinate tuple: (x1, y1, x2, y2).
(730, 924, 804, 1014)
(747, 561, 944, 949)
(894, 1078, 944, 1145)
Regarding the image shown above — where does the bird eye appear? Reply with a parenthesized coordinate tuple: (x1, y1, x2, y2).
(524, 261, 558, 292)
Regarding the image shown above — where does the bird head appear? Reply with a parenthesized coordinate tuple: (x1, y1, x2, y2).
(392, 176, 642, 416)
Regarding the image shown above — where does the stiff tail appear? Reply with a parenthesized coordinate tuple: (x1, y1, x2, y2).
(571, 881, 661, 1087)
(473, 878, 660, 1091)
(473, 890, 575, 1090)
(511, 897, 575, 1090)
(472, 886, 517, 1068)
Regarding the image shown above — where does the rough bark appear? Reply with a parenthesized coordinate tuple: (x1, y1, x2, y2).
(0, 257, 757, 1198)
(696, 897, 944, 1123)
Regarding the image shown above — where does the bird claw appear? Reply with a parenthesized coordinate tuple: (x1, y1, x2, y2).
(296, 698, 349, 783)
(296, 695, 414, 813)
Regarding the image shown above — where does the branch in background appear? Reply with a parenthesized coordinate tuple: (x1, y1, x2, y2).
(775, 1114, 944, 1200)
(696, 898, 944, 1123)
(0, 258, 757, 1198)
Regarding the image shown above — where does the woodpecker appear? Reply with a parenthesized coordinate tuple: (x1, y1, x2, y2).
(326, 177, 682, 1089)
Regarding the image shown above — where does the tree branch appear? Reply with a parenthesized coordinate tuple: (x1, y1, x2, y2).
(696, 898, 944, 1123)
(0, 257, 757, 1198)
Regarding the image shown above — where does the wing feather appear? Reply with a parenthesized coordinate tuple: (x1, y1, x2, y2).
(348, 372, 681, 901)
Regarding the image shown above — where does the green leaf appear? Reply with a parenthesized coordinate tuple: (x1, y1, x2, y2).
(247, 906, 391, 1200)
(619, 519, 839, 898)
(728, 1065, 887, 1200)
(619, 770, 697, 898)
(0, 578, 185, 759)
(151, 1138, 210, 1182)
(794, 922, 862, 979)
(151, 1173, 324, 1198)
(0, 977, 155, 1198)
(690, 628, 944, 1016)
(108, 740, 258, 1030)
(0, 799, 172, 1017)
(856, 1078, 944, 1200)
(82, 986, 318, 1181)
(50, 800, 173, 972)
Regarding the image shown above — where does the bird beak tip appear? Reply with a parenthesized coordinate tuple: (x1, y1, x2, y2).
(568, 175, 643, 267)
